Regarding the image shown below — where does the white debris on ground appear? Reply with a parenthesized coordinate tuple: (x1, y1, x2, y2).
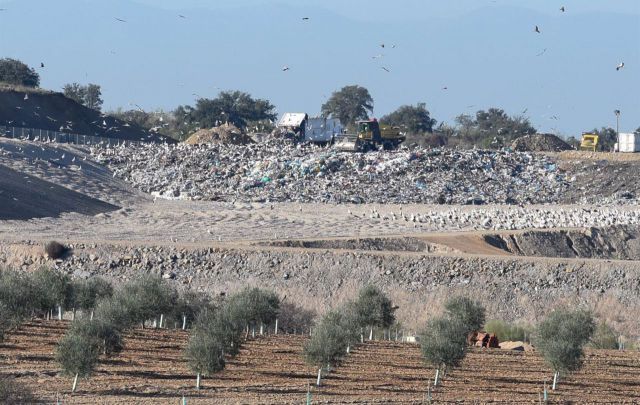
(92, 141, 572, 205)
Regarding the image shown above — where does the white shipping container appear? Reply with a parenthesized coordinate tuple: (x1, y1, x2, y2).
(617, 133, 640, 152)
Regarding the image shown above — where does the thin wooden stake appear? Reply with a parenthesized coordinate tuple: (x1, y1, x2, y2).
(196, 373, 201, 389)
(71, 373, 78, 393)
(182, 315, 187, 330)
(316, 368, 322, 387)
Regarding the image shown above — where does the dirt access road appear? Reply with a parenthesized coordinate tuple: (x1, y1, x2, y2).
(1, 320, 639, 404)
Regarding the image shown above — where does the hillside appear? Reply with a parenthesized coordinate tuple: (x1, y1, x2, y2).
(0, 84, 175, 143)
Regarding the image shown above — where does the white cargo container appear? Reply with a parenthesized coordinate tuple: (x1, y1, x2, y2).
(305, 117, 343, 143)
(617, 133, 640, 153)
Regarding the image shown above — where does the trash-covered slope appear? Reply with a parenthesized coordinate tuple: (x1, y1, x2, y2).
(93, 142, 570, 204)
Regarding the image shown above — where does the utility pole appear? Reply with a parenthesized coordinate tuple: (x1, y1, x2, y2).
(614, 109, 621, 152)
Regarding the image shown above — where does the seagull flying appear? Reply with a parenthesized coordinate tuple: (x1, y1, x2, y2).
(536, 48, 547, 57)
(560, 6, 565, 12)
(40, 62, 45, 68)
(381, 66, 390, 72)
(302, 17, 309, 21)
(178, 14, 186, 18)
(115, 17, 127, 23)
(282, 66, 290, 71)
(616, 62, 625, 71)
(534, 25, 541, 33)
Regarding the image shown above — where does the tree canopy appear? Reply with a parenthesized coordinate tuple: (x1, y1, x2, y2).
(589, 127, 617, 151)
(420, 316, 468, 369)
(0, 58, 40, 87)
(381, 103, 437, 133)
(62, 83, 103, 111)
(351, 285, 396, 330)
(443, 296, 486, 335)
(178, 91, 276, 130)
(454, 108, 536, 148)
(536, 309, 595, 374)
(321, 85, 373, 127)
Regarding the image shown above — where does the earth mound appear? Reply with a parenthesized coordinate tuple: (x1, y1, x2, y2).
(511, 133, 572, 152)
(185, 124, 254, 145)
(0, 84, 174, 143)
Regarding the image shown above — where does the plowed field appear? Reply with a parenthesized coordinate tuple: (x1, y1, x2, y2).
(1, 320, 639, 404)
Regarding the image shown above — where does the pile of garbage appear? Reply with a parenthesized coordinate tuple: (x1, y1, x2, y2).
(92, 141, 570, 204)
(510, 133, 572, 152)
(185, 124, 254, 146)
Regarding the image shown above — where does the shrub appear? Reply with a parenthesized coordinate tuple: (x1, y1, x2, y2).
(444, 296, 486, 335)
(56, 333, 100, 392)
(485, 320, 532, 342)
(93, 296, 135, 330)
(195, 305, 244, 356)
(0, 375, 35, 403)
(351, 285, 396, 332)
(277, 302, 316, 334)
(44, 241, 66, 259)
(589, 322, 619, 350)
(420, 316, 468, 370)
(304, 310, 358, 368)
(536, 309, 596, 375)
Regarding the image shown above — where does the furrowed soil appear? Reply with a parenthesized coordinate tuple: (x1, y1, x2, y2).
(1, 320, 639, 404)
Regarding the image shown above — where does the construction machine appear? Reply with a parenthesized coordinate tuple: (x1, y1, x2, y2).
(334, 119, 405, 152)
(580, 133, 599, 152)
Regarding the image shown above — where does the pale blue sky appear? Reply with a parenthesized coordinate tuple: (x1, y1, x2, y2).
(0, 0, 638, 136)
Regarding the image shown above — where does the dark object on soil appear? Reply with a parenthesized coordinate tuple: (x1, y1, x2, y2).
(44, 241, 66, 259)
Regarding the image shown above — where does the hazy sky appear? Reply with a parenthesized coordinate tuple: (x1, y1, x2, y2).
(0, 0, 638, 136)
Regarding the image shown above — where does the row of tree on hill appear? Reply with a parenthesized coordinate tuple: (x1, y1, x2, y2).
(1, 58, 637, 149)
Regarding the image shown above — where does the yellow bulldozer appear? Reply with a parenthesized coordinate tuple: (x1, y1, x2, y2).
(334, 119, 405, 152)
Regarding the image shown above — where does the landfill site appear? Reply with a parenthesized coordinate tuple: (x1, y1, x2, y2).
(2, 133, 640, 329)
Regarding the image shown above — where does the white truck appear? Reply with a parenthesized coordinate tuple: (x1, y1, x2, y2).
(276, 113, 343, 144)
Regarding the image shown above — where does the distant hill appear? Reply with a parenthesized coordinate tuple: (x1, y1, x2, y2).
(0, 84, 175, 143)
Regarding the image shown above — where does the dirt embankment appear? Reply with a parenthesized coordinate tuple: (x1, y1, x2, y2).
(485, 225, 640, 260)
(2, 240, 639, 339)
(0, 86, 174, 143)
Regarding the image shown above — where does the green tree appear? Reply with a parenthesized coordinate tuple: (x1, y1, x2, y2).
(71, 278, 113, 314)
(381, 103, 437, 133)
(0, 269, 38, 325)
(56, 333, 100, 392)
(454, 108, 536, 148)
(226, 287, 280, 333)
(304, 310, 358, 369)
(444, 296, 486, 335)
(0, 58, 40, 87)
(589, 127, 617, 151)
(321, 85, 373, 127)
(420, 316, 468, 380)
(63, 83, 103, 111)
(589, 322, 619, 350)
(68, 317, 123, 356)
(32, 268, 73, 317)
(351, 285, 396, 339)
(536, 309, 596, 388)
(184, 325, 226, 389)
(114, 275, 176, 328)
(179, 91, 277, 130)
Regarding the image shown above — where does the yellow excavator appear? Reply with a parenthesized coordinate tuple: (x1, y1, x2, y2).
(334, 119, 405, 152)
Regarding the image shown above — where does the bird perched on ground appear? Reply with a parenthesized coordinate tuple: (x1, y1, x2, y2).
(616, 62, 625, 71)
(534, 25, 541, 33)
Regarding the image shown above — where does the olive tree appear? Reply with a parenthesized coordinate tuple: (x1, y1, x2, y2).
(31, 268, 73, 320)
(68, 318, 123, 356)
(184, 327, 226, 389)
(304, 310, 359, 386)
(590, 322, 619, 350)
(0, 269, 38, 327)
(169, 290, 212, 330)
(227, 287, 280, 336)
(444, 296, 486, 335)
(114, 275, 176, 328)
(420, 316, 468, 386)
(70, 277, 113, 319)
(56, 333, 100, 393)
(536, 309, 596, 389)
(351, 285, 396, 340)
